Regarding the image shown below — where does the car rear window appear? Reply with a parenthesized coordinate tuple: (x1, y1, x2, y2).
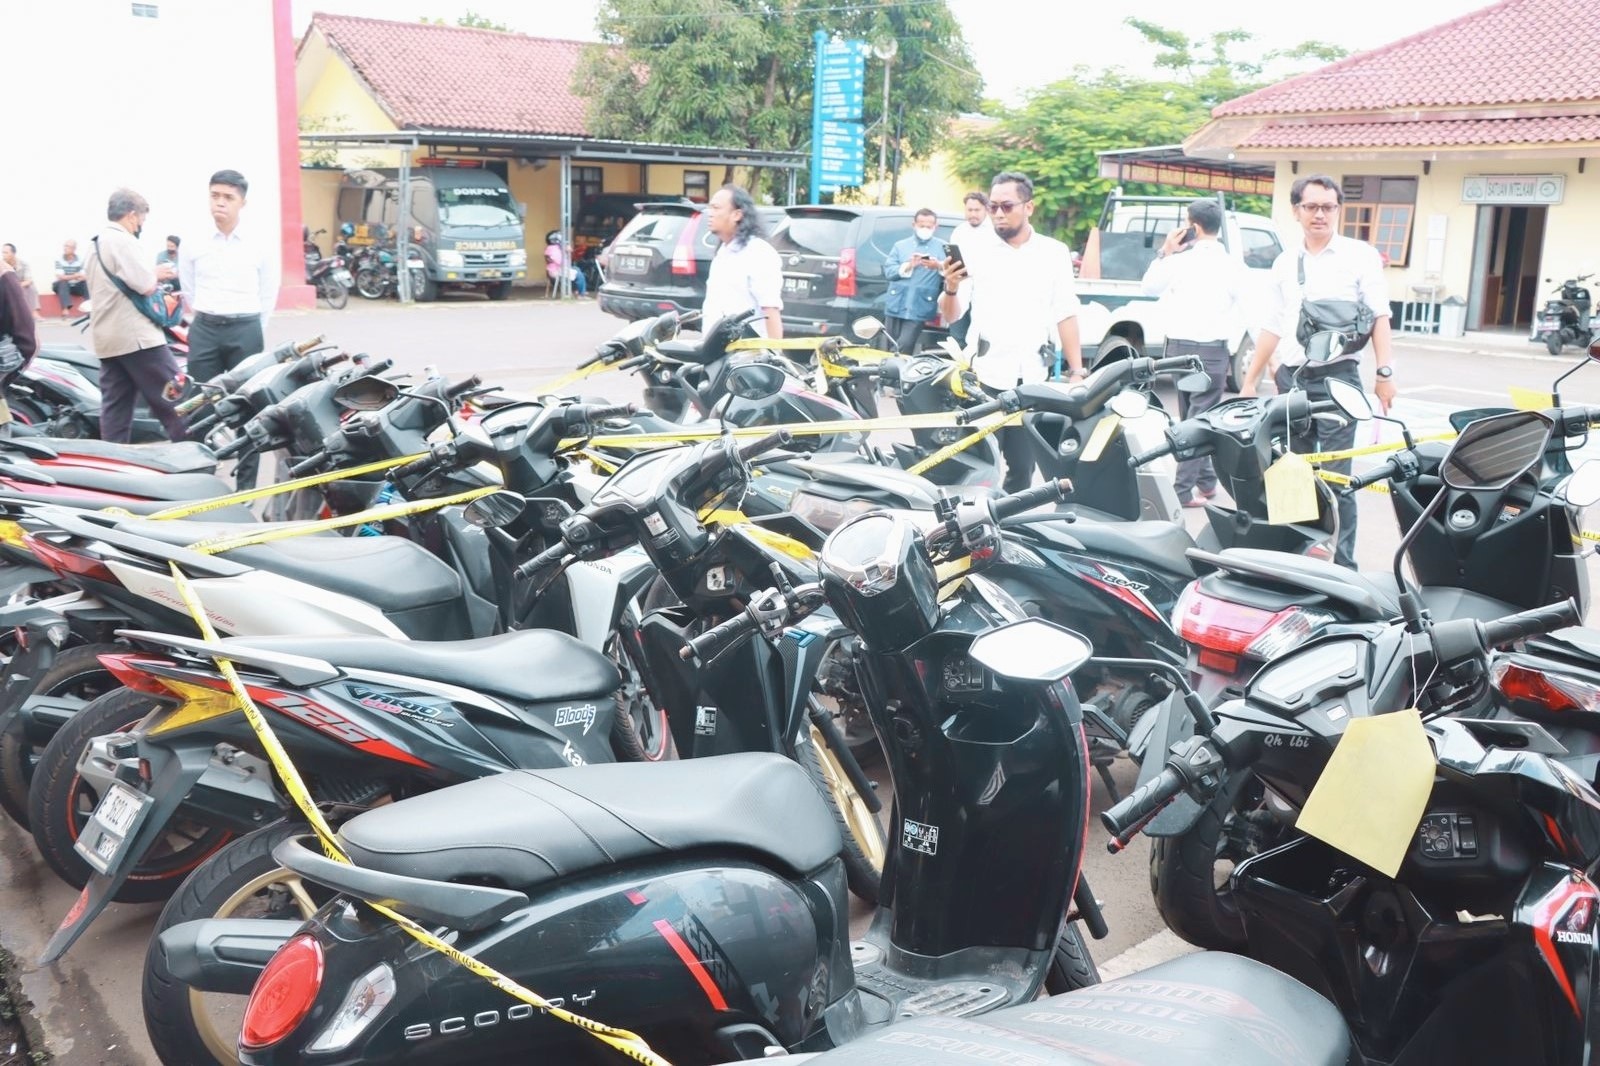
(773, 216, 853, 258)
(614, 210, 695, 247)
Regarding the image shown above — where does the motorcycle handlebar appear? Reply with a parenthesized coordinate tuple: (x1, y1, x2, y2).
(617, 354, 650, 371)
(446, 375, 483, 400)
(288, 450, 329, 477)
(845, 366, 882, 379)
(578, 344, 616, 369)
(513, 541, 568, 582)
(390, 449, 444, 482)
(1480, 598, 1581, 649)
(1127, 440, 1176, 468)
(1101, 766, 1185, 853)
(174, 391, 214, 416)
(992, 478, 1072, 520)
(957, 395, 1011, 424)
(1152, 355, 1205, 375)
(1341, 457, 1401, 495)
(291, 335, 325, 357)
(680, 612, 758, 663)
(213, 434, 253, 461)
(738, 429, 794, 463)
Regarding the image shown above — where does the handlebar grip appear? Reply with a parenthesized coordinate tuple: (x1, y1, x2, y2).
(390, 452, 440, 481)
(737, 429, 793, 463)
(513, 542, 569, 582)
(186, 412, 221, 437)
(846, 366, 882, 379)
(446, 375, 484, 400)
(174, 392, 213, 416)
(680, 613, 757, 662)
(293, 335, 325, 357)
(1153, 355, 1204, 374)
(1481, 598, 1581, 648)
(957, 396, 1009, 424)
(1343, 458, 1400, 494)
(992, 478, 1072, 520)
(214, 435, 253, 461)
(288, 450, 328, 477)
(587, 403, 637, 422)
(313, 351, 350, 373)
(617, 355, 650, 371)
(578, 346, 612, 369)
(1127, 440, 1175, 468)
(1101, 765, 1185, 852)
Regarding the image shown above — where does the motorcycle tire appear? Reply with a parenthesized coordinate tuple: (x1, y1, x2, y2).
(27, 686, 234, 900)
(1148, 772, 1288, 952)
(607, 634, 675, 763)
(143, 820, 331, 1066)
(1044, 920, 1101, 994)
(318, 277, 349, 310)
(0, 641, 120, 829)
(353, 267, 388, 300)
(797, 712, 886, 905)
(1547, 332, 1565, 356)
(5, 394, 56, 433)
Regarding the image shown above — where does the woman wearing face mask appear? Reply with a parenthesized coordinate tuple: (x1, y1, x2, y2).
(882, 208, 945, 354)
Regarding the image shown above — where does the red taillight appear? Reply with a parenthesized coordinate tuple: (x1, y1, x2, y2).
(1173, 584, 1331, 660)
(1197, 648, 1242, 675)
(22, 534, 117, 584)
(835, 248, 857, 297)
(96, 653, 179, 696)
(1493, 660, 1600, 713)
(241, 933, 324, 1049)
(672, 214, 700, 275)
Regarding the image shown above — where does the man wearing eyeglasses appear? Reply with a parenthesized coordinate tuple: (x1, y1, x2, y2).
(939, 171, 1083, 491)
(1238, 174, 1396, 568)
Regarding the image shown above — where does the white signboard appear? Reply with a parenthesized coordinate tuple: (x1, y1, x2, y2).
(1461, 174, 1565, 205)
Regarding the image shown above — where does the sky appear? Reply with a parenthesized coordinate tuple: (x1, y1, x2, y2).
(292, 0, 1501, 104)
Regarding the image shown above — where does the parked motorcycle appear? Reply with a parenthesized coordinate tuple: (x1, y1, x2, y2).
(303, 230, 352, 311)
(1535, 273, 1594, 355)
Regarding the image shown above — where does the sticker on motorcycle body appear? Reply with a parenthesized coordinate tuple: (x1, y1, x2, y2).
(553, 703, 598, 735)
(695, 706, 718, 736)
(903, 819, 940, 855)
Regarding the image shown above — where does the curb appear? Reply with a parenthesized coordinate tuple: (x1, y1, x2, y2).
(1095, 928, 1200, 981)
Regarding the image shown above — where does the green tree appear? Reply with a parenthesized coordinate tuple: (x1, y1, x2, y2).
(421, 11, 513, 32)
(572, 0, 980, 200)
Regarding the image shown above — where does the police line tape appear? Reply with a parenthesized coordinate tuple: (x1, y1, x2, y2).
(165, 563, 676, 1066)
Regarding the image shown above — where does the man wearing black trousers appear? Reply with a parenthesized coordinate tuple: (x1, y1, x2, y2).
(179, 169, 279, 485)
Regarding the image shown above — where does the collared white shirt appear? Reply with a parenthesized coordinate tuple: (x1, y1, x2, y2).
(964, 229, 1079, 389)
(702, 236, 783, 336)
(1262, 234, 1389, 365)
(178, 223, 280, 323)
(1140, 238, 1248, 344)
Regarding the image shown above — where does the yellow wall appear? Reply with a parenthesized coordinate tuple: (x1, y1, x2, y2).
(301, 169, 345, 256)
(857, 149, 973, 212)
(299, 41, 403, 171)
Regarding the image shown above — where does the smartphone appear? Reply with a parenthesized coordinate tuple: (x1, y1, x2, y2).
(943, 242, 965, 273)
(1178, 226, 1197, 247)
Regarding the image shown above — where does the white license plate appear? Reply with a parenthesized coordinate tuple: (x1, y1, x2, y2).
(333, 269, 354, 286)
(480, 268, 502, 279)
(617, 255, 650, 274)
(75, 781, 152, 873)
(97, 782, 143, 836)
(782, 276, 810, 296)
(407, 258, 425, 269)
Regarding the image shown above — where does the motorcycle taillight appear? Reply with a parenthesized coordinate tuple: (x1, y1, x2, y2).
(21, 534, 117, 584)
(1492, 660, 1600, 714)
(241, 934, 324, 1049)
(1173, 583, 1332, 662)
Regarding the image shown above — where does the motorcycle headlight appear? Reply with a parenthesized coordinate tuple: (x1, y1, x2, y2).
(508, 250, 527, 268)
(436, 250, 465, 269)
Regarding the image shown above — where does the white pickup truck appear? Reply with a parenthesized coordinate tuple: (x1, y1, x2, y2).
(1075, 193, 1287, 389)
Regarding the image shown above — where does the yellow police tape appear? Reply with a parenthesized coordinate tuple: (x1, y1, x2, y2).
(529, 356, 629, 395)
(1302, 431, 1458, 465)
(905, 412, 1021, 477)
(562, 409, 1012, 452)
(165, 562, 674, 1066)
(183, 484, 501, 554)
(144, 451, 432, 521)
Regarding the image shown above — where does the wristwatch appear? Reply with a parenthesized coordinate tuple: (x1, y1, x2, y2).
(1374, 365, 1394, 379)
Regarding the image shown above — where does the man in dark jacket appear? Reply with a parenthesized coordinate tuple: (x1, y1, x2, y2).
(881, 208, 945, 354)
(0, 257, 39, 433)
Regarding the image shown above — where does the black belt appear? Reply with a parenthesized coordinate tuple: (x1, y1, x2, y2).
(194, 311, 260, 324)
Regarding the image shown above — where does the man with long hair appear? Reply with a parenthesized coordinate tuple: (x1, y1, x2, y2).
(701, 184, 782, 338)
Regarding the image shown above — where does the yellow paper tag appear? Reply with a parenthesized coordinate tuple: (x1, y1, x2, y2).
(1081, 413, 1121, 463)
(1296, 708, 1436, 877)
(1263, 451, 1320, 524)
(1509, 385, 1555, 411)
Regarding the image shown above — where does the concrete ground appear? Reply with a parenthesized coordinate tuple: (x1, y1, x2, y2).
(4, 296, 1598, 1064)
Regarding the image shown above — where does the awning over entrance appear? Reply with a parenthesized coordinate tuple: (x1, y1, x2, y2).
(1096, 145, 1274, 196)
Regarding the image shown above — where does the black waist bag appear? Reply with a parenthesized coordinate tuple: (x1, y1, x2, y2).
(1295, 252, 1375, 356)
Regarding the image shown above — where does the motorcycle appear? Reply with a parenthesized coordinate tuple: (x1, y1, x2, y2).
(1535, 273, 1594, 355)
(1104, 409, 1600, 1065)
(303, 236, 352, 311)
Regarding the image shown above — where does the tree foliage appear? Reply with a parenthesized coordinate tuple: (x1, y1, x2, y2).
(573, 0, 981, 199)
(421, 11, 513, 32)
(951, 19, 1345, 248)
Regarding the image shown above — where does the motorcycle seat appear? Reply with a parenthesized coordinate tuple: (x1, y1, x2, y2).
(1527, 625, 1600, 666)
(20, 438, 218, 474)
(1193, 548, 1397, 621)
(113, 519, 463, 615)
(1022, 513, 1197, 580)
(335, 752, 843, 890)
(35, 345, 97, 371)
(1365, 574, 1519, 625)
(223, 629, 618, 707)
(16, 465, 232, 502)
(791, 951, 1348, 1066)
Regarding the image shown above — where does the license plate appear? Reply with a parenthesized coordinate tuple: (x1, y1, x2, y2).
(617, 255, 650, 274)
(783, 276, 811, 296)
(75, 781, 152, 874)
(479, 268, 502, 279)
(407, 258, 425, 269)
(333, 269, 353, 286)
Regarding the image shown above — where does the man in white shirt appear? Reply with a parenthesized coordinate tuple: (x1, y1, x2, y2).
(947, 191, 995, 348)
(701, 184, 782, 339)
(1238, 174, 1396, 568)
(938, 171, 1083, 491)
(178, 169, 279, 385)
(1141, 198, 1249, 507)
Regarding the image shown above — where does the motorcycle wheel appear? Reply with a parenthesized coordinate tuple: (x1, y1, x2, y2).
(353, 267, 388, 300)
(143, 821, 331, 1066)
(1547, 332, 1565, 356)
(797, 711, 886, 905)
(607, 633, 675, 762)
(1044, 920, 1101, 993)
(1148, 773, 1289, 952)
(5, 394, 55, 433)
(0, 642, 119, 829)
(318, 277, 349, 310)
(28, 687, 235, 900)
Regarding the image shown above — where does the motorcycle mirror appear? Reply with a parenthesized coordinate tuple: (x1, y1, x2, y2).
(724, 361, 786, 401)
(525, 496, 575, 533)
(1324, 378, 1373, 422)
(850, 315, 886, 340)
(969, 618, 1094, 684)
(1564, 460, 1600, 508)
(462, 491, 527, 530)
(1107, 390, 1150, 419)
(1176, 371, 1212, 394)
(333, 376, 400, 412)
(1303, 330, 1349, 364)
(1439, 410, 1554, 492)
(1588, 337, 1600, 363)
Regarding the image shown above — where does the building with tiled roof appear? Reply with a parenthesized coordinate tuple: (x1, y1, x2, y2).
(1184, 0, 1600, 334)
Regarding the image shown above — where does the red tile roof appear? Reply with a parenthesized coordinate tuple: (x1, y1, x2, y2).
(1215, 0, 1600, 115)
(306, 13, 592, 137)
(1240, 115, 1600, 149)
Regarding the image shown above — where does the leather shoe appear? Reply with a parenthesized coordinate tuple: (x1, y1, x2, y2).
(1198, 486, 1219, 499)
(1182, 497, 1208, 509)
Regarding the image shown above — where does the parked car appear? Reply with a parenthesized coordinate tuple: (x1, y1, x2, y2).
(576, 193, 693, 263)
(772, 205, 964, 341)
(597, 202, 787, 322)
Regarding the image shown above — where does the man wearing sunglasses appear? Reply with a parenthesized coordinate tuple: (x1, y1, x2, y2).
(939, 171, 1083, 491)
(1238, 173, 1396, 568)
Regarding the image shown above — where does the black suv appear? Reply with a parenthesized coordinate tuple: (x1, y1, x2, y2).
(773, 205, 964, 339)
(597, 202, 788, 322)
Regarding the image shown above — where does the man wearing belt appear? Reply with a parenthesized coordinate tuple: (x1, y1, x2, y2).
(1238, 174, 1396, 569)
(1141, 198, 1248, 508)
(179, 169, 278, 383)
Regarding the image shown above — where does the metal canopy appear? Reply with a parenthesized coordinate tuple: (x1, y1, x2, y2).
(298, 130, 807, 171)
(1096, 145, 1275, 196)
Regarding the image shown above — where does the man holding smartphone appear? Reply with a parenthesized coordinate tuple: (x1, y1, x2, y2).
(882, 208, 946, 354)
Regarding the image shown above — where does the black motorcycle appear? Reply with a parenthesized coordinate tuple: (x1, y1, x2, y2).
(1535, 273, 1594, 355)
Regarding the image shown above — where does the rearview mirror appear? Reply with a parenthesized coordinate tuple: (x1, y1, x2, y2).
(1324, 378, 1373, 421)
(724, 361, 786, 401)
(1439, 411, 1553, 492)
(462, 491, 527, 530)
(969, 618, 1093, 683)
(526, 497, 575, 533)
(1176, 371, 1211, 394)
(1107, 390, 1150, 419)
(851, 315, 886, 341)
(334, 376, 400, 412)
(1564, 460, 1600, 508)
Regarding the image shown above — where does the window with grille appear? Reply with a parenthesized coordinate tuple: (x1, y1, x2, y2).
(1339, 176, 1416, 266)
(572, 167, 604, 214)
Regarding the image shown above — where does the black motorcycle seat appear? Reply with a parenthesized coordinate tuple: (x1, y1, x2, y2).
(336, 752, 843, 890)
(1198, 548, 1397, 621)
(797, 951, 1349, 1066)
(1024, 514, 1196, 579)
(225, 630, 619, 705)
(1528, 626, 1600, 666)
(1364, 573, 1519, 625)
(20, 438, 217, 474)
(37, 345, 97, 371)
(16, 465, 231, 502)
(114, 519, 463, 614)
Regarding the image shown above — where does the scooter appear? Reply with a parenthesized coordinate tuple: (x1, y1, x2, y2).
(1535, 273, 1594, 355)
